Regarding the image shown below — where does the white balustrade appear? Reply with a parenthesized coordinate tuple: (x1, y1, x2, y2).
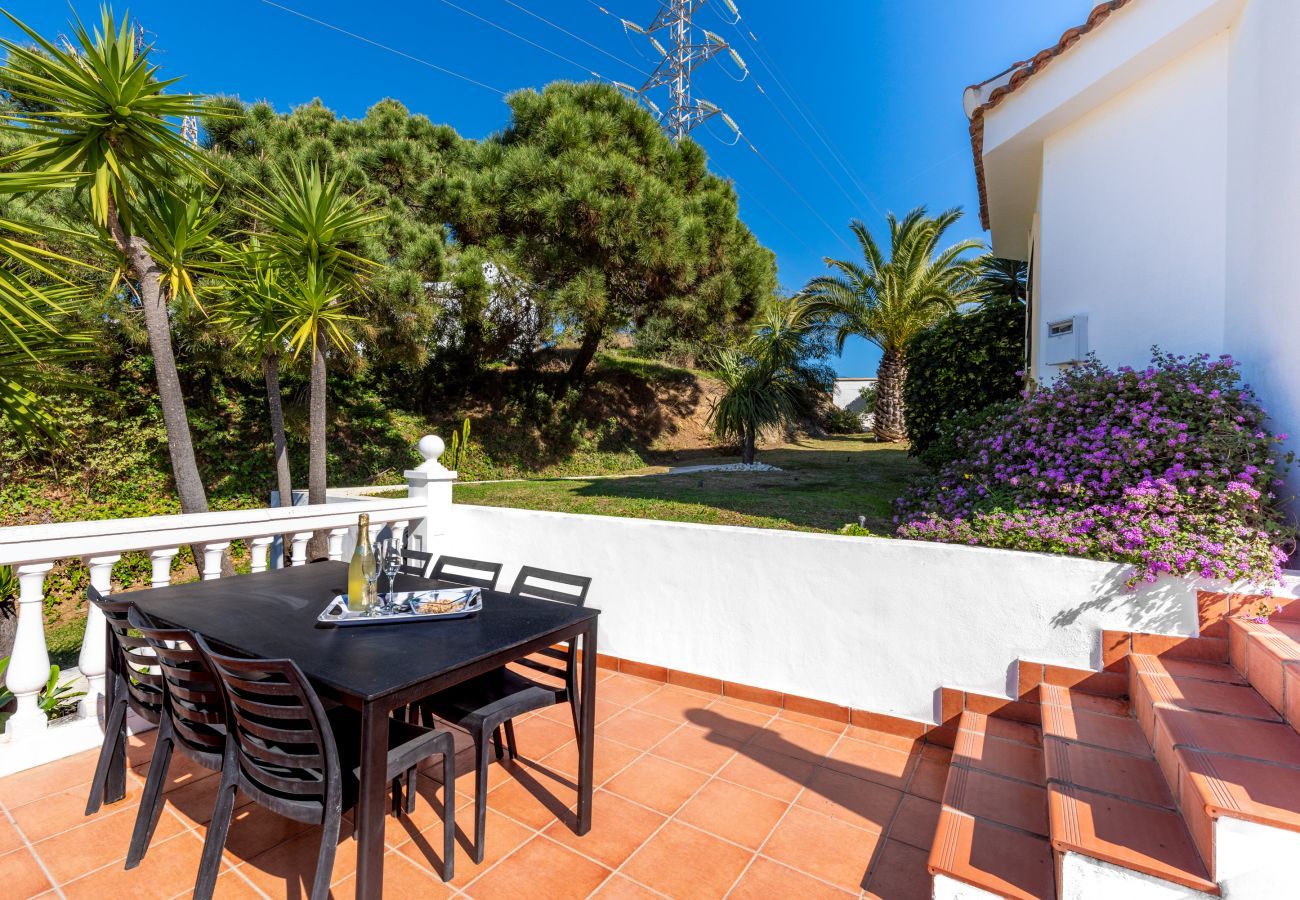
(0, 435, 457, 766)
(78, 555, 120, 719)
(149, 547, 179, 588)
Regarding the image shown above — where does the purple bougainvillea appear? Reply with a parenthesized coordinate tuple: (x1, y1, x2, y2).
(894, 351, 1294, 587)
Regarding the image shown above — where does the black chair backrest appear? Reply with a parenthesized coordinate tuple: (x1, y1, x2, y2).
(432, 555, 503, 591)
(126, 608, 226, 766)
(400, 548, 434, 578)
(510, 566, 591, 607)
(194, 636, 341, 824)
(88, 586, 164, 723)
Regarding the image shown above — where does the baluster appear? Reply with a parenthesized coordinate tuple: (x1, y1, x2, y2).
(290, 532, 312, 566)
(391, 520, 410, 550)
(149, 547, 179, 589)
(78, 555, 121, 720)
(202, 542, 230, 581)
(327, 528, 348, 562)
(249, 536, 274, 574)
(5, 562, 53, 739)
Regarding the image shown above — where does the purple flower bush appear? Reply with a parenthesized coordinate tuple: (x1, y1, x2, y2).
(895, 351, 1294, 587)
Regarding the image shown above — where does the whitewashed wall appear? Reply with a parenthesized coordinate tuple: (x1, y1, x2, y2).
(438, 505, 1281, 725)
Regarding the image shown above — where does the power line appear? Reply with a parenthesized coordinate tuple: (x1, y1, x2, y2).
(257, 0, 506, 95)
(738, 134, 855, 256)
(710, 158, 821, 258)
(436, 0, 607, 81)
(498, 0, 649, 77)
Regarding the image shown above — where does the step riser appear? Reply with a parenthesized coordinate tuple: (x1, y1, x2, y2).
(1227, 619, 1300, 735)
(932, 872, 1006, 900)
(1211, 814, 1300, 898)
(1058, 852, 1215, 900)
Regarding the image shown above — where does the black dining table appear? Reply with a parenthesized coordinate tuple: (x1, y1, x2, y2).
(129, 561, 600, 899)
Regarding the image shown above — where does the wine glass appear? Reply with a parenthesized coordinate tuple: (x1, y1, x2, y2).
(384, 543, 402, 610)
(364, 542, 382, 615)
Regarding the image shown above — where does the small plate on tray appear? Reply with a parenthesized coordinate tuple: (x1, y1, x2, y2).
(317, 586, 482, 626)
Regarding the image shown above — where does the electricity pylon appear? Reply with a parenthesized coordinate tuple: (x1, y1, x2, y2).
(613, 0, 747, 143)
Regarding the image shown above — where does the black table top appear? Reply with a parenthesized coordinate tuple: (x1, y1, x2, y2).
(131, 562, 598, 703)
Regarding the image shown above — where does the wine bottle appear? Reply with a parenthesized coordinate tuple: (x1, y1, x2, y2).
(347, 513, 376, 612)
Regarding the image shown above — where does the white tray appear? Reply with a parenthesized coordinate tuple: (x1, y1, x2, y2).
(317, 586, 482, 626)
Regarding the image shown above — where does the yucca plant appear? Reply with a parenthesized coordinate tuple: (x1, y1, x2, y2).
(0, 6, 226, 518)
(801, 208, 982, 442)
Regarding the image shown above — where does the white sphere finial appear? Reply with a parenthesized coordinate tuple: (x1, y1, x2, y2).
(418, 434, 445, 462)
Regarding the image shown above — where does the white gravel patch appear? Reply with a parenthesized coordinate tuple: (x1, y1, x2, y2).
(666, 462, 784, 475)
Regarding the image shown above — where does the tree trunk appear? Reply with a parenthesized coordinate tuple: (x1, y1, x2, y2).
(566, 324, 603, 384)
(307, 333, 329, 560)
(263, 352, 294, 508)
(873, 347, 908, 443)
(741, 423, 757, 465)
(105, 198, 232, 576)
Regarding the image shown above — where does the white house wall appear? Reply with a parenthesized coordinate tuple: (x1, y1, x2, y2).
(1034, 30, 1229, 383)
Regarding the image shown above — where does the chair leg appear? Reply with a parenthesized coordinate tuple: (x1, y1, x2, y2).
(503, 718, 518, 760)
(569, 695, 582, 743)
(472, 730, 490, 864)
(405, 767, 417, 815)
(491, 725, 504, 760)
(125, 716, 174, 869)
(85, 695, 128, 816)
(310, 802, 342, 900)
(441, 746, 456, 882)
(192, 761, 239, 900)
(391, 775, 403, 818)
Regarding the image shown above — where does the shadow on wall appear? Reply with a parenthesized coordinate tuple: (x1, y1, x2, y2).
(1049, 565, 1197, 640)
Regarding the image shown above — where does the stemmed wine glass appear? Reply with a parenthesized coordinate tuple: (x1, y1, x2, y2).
(383, 543, 403, 611)
(364, 542, 382, 616)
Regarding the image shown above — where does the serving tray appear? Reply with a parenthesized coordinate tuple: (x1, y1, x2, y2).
(317, 586, 482, 626)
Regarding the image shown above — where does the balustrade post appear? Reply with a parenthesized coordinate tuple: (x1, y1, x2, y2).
(290, 532, 312, 566)
(5, 562, 53, 739)
(202, 542, 230, 581)
(78, 554, 120, 719)
(249, 536, 274, 574)
(149, 547, 179, 589)
(391, 520, 409, 550)
(405, 435, 457, 554)
(327, 528, 348, 562)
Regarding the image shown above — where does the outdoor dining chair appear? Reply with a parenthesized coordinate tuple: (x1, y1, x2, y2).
(430, 554, 504, 590)
(122, 608, 226, 869)
(400, 547, 435, 577)
(416, 565, 592, 863)
(84, 587, 164, 817)
(194, 635, 457, 899)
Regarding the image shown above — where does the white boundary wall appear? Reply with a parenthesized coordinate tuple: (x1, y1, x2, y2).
(440, 504, 1300, 725)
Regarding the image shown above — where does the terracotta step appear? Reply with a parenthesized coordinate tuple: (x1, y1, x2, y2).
(1040, 683, 1217, 893)
(1228, 617, 1300, 732)
(927, 711, 1055, 899)
(1128, 649, 1300, 883)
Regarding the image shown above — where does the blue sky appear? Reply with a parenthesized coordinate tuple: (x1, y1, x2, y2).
(3, 0, 1089, 376)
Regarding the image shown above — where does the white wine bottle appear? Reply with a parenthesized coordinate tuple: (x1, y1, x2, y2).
(347, 513, 376, 612)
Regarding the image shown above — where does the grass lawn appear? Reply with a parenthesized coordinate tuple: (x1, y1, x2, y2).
(452, 436, 923, 534)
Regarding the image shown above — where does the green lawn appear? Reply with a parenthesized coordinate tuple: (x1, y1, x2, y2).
(452, 436, 923, 534)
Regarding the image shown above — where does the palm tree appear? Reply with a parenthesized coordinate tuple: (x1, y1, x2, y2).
(801, 208, 982, 442)
(0, 8, 220, 517)
(976, 255, 1028, 304)
(245, 163, 379, 550)
(709, 300, 816, 464)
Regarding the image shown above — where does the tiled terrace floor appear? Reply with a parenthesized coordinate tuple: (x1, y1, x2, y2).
(0, 670, 948, 899)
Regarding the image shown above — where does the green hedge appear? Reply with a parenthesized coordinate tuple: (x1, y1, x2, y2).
(903, 298, 1025, 467)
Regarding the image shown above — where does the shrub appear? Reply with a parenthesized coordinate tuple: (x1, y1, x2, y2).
(895, 351, 1293, 587)
(903, 298, 1025, 466)
(823, 406, 866, 434)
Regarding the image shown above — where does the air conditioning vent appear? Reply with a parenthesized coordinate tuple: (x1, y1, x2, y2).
(1045, 315, 1087, 366)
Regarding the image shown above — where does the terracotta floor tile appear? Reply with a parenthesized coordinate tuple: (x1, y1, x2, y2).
(1042, 704, 1150, 756)
(538, 698, 622, 732)
(603, 755, 709, 815)
(1042, 737, 1171, 809)
(905, 750, 951, 802)
(955, 730, 1044, 785)
(797, 766, 901, 833)
(716, 747, 815, 801)
(599, 709, 682, 751)
(887, 793, 942, 850)
(745, 719, 841, 764)
(1057, 691, 1129, 717)
(824, 736, 916, 790)
(649, 725, 744, 775)
(509, 715, 586, 760)
(776, 707, 849, 734)
(1049, 785, 1213, 891)
(484, 767, 576, 830)
(60, 830, 214, 900)
(1181, 748, 1300, 831)
(620, 821, 752, 899)
(759, 805, 879, 892)
(1158, 706, 1300, 766)
(538, 736, 643, 787)
(927, 809, 1055, 900)
(32, 800, 188, 884)
(943, 767, 1048, 837)
(239, 821, 359, 894)
(862, 838, 930, 900)
(676, 778, 789, 849)
(329, 847, 454, 899)
(398, 808, 532, 890)
(728, 856, 852, 899)
(631, 685, 716, 722)
(541, 790, 664, 868)
(1145, 672, 1280, 721)
(0, 816, 23, 856)
(1144, 656, 1246, 685)
(983, 717, 1041, 746)
(10, 782, 140, 843)
(465, 834, 611, 899)
(844, 725, 922, 754)
(589, 873, 666, 898)
(383, 776, 453, 849)
(0, 847, 55, 897)
(594, 675, 662, 707)
(0, 750, 100, 807)
(684, 701, 773, 742)
(215, 800, 314, 865)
